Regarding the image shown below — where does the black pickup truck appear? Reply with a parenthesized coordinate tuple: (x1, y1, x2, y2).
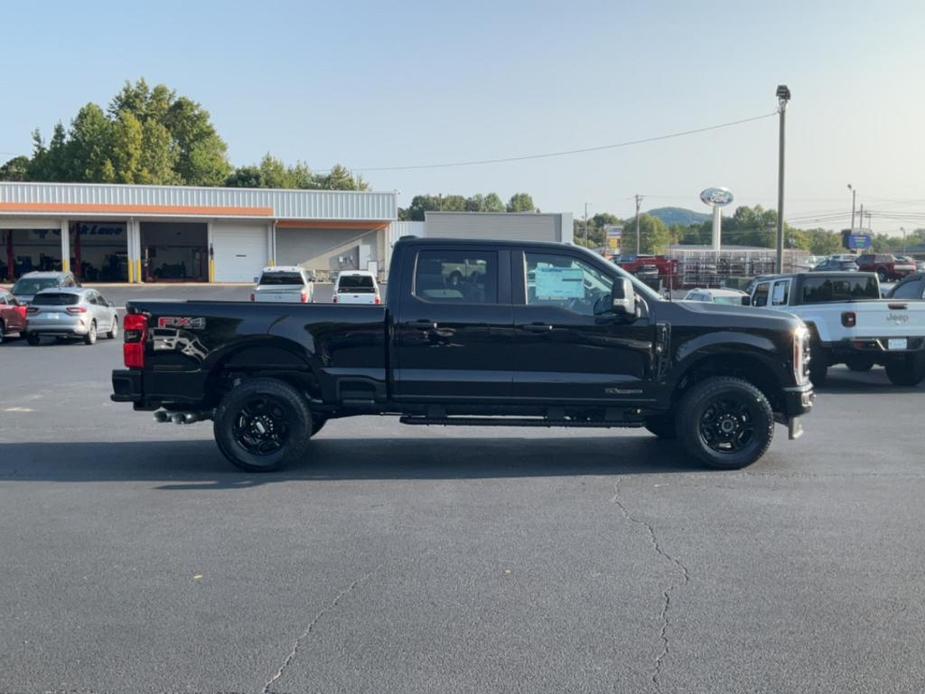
(112, 237, 814, 471)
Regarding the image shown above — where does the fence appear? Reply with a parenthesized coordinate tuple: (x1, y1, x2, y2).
(667, 247, 810, 288)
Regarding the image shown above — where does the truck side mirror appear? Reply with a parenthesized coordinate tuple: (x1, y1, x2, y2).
(611, 278, 636, 316)
(741, 296, 751, 306)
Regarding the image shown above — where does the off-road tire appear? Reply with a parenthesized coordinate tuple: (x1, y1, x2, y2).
(885, 356, 925, 387)
(213, 377, 313, 472)
(677, 376, 774, 470)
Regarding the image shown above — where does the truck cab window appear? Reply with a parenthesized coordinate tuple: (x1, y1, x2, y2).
(524, 252, 613, 317)
(771, 280, 790, 306)
(752, 283, 770, 307)
(413, 250, 498, 304)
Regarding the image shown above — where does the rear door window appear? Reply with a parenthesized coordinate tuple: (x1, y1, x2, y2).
(891, 278, 925, 299)
(413, 251, 498, 304)
(32, 293, 79, 306)
(337, 275, 376, 293)
(260, 271, 304, 286)
(800, 276, 880, 303)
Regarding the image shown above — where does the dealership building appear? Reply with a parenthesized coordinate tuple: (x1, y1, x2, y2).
(0, 182, 398, 283)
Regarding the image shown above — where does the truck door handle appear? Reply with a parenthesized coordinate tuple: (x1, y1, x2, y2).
(523, 322, 553, 333)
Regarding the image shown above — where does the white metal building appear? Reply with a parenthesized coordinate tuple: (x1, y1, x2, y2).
(0, 182, 398, 283)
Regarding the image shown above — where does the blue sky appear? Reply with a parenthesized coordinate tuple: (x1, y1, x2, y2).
(2, 0, 924, 233)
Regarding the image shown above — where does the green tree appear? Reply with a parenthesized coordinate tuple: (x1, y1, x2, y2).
(69, 104, 115, 182)
(110, 111, 144, 183)
(164, 96, 231, 185)
(0, 156, 31, 181)
(623, 214, 673, 254)
(507, 192, 536, 212)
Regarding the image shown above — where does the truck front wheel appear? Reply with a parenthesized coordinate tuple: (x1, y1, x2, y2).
(214, 377, 313, 472)
(677, 377, 774, 470)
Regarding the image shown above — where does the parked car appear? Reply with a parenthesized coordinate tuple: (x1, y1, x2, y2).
(112, 237, 815, 473)
(887, 273, 925, 300)
(812, 258, 858, 272)
(25, 288, 119, 345)
(746, 272, 925, 386)
(612, 254, 680, 289)
(251, 266, 315, 303)
(682, 288, 749, 306)
(856, 253, 916, 281)
(0, 289, 28, 344)
(332, 270, 381, 304)
(10, 271, 80, 304)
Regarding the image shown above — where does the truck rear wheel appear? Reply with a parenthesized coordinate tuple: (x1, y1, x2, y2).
(214, 377, 313, 472)
(677, 376, 774, 470)
(885, 356, 925, 387)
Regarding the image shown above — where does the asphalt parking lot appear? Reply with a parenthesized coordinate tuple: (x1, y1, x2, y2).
(2, 288, 924, 693)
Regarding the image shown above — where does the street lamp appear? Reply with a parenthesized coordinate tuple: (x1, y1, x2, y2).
(776, 85, 791, 272)
(847, 184, 857, 229)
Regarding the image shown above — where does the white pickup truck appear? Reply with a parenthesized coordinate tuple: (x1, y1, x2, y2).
(747, 272, 925, 386)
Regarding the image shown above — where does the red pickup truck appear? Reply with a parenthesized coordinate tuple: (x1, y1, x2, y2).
(856, 254, 916, 281)
(0, 289, 28, 344)
(611, 254, 680, 289)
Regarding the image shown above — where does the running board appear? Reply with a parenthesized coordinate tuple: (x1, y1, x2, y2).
(399, 416, 643, 429)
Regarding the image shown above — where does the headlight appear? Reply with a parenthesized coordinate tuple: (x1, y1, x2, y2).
(793, 324, 810, 385)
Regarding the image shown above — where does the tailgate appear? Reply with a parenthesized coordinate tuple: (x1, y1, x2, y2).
(855, 301, 925, 338)
(255, 287, 302, 303)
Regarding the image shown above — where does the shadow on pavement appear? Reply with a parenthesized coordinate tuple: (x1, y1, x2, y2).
(0, 435, 702, 487)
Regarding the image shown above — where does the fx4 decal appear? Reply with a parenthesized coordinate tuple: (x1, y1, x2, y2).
(157, 316, 207, 330)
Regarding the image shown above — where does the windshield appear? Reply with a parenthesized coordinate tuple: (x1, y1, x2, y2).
(338, 275, 375, 292)
(259, 272, 304, 286)
(12, 278, 59, 294)
(801, 275, 880, 303)
(32, 292, 79, 306)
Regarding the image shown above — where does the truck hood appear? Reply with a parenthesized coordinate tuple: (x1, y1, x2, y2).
(669, 300, 802, 330)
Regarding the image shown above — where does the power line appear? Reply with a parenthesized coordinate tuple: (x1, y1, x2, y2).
(348, 112, 778, 172)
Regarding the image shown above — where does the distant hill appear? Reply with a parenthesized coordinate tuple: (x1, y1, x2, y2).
(646, 207, 711, 227)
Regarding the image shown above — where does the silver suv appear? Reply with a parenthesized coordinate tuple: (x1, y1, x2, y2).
(11, 271, 80, 304)
(25, 287, 119, 346)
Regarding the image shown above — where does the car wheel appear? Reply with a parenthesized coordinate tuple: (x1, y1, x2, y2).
(644, 414, 677, 439)
(885, 356, 925, 387)
(845, 355, 874, 372)
(213, 377, 313, 472)
(677, 376, 774, 470)
(84, 320, 97, 345)
(107, 315, 119, 339)
(26, 332, 41, 346)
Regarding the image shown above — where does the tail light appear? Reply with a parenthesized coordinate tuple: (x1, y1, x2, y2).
(300, 289, 310, 304)
(16, 306, 27, 320)
(841, 311, 856, 328)
(66, 306, 88, 315)
(374, 295, 382, 305)
(123, 314, 148, 369)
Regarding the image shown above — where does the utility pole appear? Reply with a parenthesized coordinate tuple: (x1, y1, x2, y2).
(859, 203, 864, 229)
(848, 184, 856, 229)
(634, 194, 643, 255)
(584, 202, 591, 246)
(775, 85, 791, 273)
(901, 227, 906, 253)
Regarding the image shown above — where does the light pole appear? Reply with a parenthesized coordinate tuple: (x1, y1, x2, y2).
(848, 184, 857, 229)
(775, 84, 791, 273)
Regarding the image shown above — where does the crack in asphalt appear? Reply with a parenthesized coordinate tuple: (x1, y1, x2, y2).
(261, 562, 384, 694)
(611, 481, 690, 693)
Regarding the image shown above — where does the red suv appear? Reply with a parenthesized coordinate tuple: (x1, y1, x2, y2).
(855, 254, 916, 281)
(0, 289, 28, 344)
(612, 254, 681, 288)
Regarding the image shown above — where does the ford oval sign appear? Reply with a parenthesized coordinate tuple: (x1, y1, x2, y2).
(700, 187, 734, 207)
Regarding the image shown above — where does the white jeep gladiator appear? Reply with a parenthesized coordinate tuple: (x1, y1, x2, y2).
(748, 272, 925, 386)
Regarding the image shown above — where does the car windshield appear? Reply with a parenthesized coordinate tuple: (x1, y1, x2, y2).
(259, 272, 304, 286)
(801, 276, 880, 303)
(32, 292, 79, 306)
(338, 275, 375, 292)
(12, 278, 59, 294)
